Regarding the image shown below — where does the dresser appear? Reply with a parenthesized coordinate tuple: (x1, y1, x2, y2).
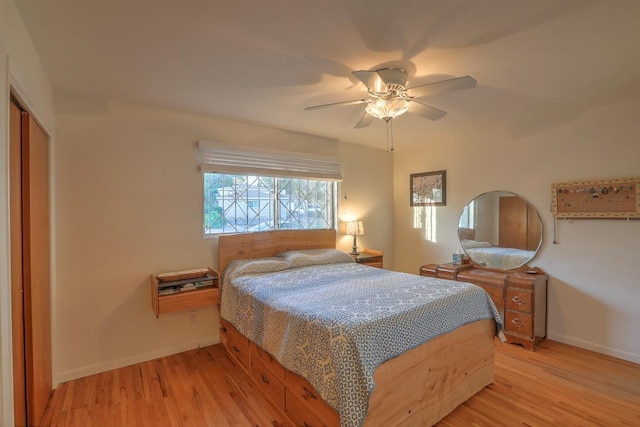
(420, 263, 547, 350)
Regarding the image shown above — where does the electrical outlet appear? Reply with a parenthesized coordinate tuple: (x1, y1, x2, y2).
(189, 311, 198, 324)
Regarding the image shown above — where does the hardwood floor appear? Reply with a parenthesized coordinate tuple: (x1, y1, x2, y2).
(41, 340, 640, 426)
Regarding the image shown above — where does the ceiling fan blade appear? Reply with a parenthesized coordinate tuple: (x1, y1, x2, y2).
(354, 112, 374, 129)
(409, 99, 448, 120)
(304, 99, 368, 111)
(408, 76, 477, 98)
(353, 70, 387, 93)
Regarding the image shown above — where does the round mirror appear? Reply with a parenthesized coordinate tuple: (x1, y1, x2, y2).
(458, 191, 542, 269)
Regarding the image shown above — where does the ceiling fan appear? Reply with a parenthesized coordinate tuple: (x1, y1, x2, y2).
(305, 68, 476, 151)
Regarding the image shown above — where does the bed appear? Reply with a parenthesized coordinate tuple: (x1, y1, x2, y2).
(217, 230, 503, 427)
(461, 239, 535, 270)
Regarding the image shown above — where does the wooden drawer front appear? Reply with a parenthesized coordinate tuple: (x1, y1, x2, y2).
(505, 311, 534, 338)
(458, 270, 506, 289)
(364, 261, 383, 269)
(224, 322, 250, 369)
(285, 389, 327, 427)
(420, 265, 438, 277)
(250, 342, 285, 380)
(219, 325, 228, 348)
(285, 370, 340, 426)
(251, 356, 285, 410)
(436, 270, 456, 280)
(475, 284, 503, 309)
(157, 287, 218, 315)
(507, 274, 536, 291)
(506, 289, 532, 314)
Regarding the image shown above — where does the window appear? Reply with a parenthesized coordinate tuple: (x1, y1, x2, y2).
(204, 173, 337, 235)
(459, 200, 476, 229)
(199, 141, 342, 236)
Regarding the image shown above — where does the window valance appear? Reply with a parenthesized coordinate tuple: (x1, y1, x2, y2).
(198, 141, 342, 181)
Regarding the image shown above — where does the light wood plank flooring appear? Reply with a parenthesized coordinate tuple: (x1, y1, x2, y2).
(41, 340, 640, 426)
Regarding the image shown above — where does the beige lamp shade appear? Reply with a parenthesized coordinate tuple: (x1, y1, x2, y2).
(346, 220, 364, 236)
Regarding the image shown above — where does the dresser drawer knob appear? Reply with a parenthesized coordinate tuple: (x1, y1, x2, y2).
(232, 345, 240, 353)
(260, 374, 270, 385)
(511, 318, 525, 327)
(511, 296, 525, 305)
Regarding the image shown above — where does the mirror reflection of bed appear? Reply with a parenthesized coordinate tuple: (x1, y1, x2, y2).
(458, 191, 542, 269)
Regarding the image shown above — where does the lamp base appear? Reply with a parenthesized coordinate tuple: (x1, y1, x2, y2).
(351, 235, 359, 256)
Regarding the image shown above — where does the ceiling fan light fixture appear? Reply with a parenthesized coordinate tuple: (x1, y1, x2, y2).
(365, 97, 410, 121)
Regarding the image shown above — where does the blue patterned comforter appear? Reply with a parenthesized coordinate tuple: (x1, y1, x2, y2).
(220, 249, 503, 427)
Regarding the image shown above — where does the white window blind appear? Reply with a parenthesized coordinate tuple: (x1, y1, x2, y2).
(198, 141, 342, 181)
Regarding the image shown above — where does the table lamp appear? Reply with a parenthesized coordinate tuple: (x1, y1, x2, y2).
(346, 220, 364, 255)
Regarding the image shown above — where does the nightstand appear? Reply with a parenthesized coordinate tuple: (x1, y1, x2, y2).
(353, 249, 383, 268)
(150, 267, 220, 317)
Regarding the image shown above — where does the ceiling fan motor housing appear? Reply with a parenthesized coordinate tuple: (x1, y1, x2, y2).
(375, 68, 408, 94)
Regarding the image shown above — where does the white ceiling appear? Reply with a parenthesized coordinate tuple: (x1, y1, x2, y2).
(15, 0, 640, 151)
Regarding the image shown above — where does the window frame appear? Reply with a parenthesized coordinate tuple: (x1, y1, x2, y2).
(202, 172, 339, 237)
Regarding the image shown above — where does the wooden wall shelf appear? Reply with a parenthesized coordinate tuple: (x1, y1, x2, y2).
(150, 267, 219, 317)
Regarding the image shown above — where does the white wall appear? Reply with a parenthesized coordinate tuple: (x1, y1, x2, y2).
(393, 99, 640, 363)
(53, 93, 394, 383)
(0, 1, 55, 425)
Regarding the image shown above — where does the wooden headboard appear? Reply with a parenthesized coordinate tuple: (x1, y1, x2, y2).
(217, 229, 337, 273)
(458, 227, 476, 241)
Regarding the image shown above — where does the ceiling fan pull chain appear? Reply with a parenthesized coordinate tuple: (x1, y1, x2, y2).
(386, 119, 394, 152)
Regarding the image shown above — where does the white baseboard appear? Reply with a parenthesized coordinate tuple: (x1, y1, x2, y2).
(547, 332, 640, 364)
(56, 335, 219, 384)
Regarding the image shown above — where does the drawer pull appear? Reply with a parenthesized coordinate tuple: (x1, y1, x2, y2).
(232, 346, 240, 353)
(303, 423, 311, 427)
(302, 386, 318, 400)
(511, 296, 525, 305)
(511, 318, 526, 328)
(260, 374, 270, 385)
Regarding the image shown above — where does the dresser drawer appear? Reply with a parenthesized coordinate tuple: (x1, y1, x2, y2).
(436, 270, 456, 280)
(475, 284, 504, 309)
(364, 261, 383, 269)
(458, 270, 507, 289)
(419, 264, 438, 277)
(285, 389, 326, 427)
(505, 310, 534, 338)
(219, 324, 228, 348)
(251, 354, 285, 410)
(250, 342, 285, 380)
(506, 289, 532, 313)
(507, 272, 541, 291)
(222, 320, 250, 369)
(285, 370, 340, 427)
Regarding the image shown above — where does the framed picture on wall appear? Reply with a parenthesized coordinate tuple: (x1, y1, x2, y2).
(410, 170, 446, 206)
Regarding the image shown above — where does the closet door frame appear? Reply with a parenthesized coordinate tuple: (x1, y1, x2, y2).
(9, 98, 27, 427)
(9, 95, 52, 427)
(1, 47, 14, 427)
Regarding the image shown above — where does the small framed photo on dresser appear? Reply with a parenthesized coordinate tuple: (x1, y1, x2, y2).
(410, 170, 446, 206)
